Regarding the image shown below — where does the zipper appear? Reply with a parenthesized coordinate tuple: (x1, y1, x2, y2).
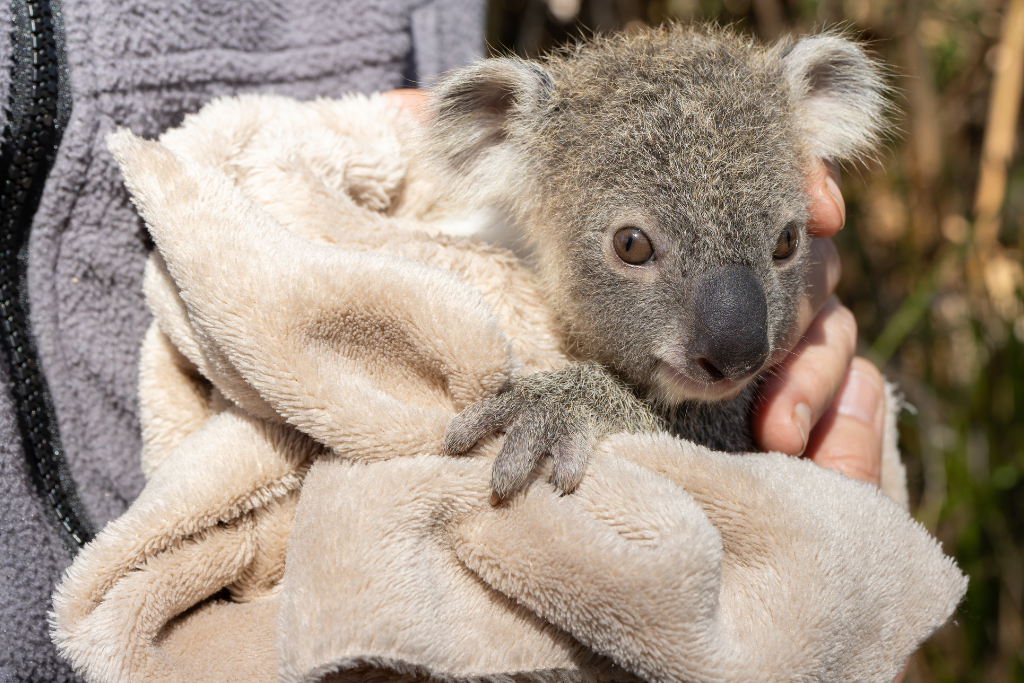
(1, 0, 92, 553)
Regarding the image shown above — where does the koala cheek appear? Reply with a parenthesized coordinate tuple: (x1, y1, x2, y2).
(765, 281, 804, 356)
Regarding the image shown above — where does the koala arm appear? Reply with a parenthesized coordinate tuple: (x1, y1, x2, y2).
(443, 362, 665, 502)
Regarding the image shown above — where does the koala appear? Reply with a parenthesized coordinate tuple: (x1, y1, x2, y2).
(425, 25, 889, 502)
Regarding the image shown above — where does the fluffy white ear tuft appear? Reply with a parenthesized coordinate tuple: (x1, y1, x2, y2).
(422, 58, 551, 215)
(783, 34, 891, 164)
(426, 58, 550, 172)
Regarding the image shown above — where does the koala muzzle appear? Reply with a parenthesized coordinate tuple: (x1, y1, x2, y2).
(690, 264, 769, 382)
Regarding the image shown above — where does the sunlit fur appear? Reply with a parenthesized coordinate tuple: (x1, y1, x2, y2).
(429, 24, 890, 457)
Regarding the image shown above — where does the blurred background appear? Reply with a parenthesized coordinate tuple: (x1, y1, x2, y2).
(482, 0, 1024, 679)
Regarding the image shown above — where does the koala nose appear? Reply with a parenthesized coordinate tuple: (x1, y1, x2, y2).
(690, 264, 769, 382)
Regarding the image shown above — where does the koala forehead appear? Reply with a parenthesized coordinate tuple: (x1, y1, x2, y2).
(532, 29, 808, 267)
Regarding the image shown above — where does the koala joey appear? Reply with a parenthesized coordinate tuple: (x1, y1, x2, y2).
(425, 24, 889, 503)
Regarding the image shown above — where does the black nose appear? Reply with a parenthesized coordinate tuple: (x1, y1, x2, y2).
(690, 264, 769, 381)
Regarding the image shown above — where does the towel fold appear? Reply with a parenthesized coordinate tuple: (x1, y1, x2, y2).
(51, 93, 966, 683)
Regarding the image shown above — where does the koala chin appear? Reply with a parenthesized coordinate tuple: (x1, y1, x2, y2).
(425, 24, 890, 501)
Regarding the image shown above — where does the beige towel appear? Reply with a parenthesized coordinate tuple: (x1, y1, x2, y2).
(51, 93, 966, 683)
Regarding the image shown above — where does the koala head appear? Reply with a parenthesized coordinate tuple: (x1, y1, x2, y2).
(426, 25, 888, 403)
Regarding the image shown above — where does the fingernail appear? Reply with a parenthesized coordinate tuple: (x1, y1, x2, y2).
(489, 491, 501, 507)
(793, 402, 811, 455)
(838, 371, 881, 428)
(825, 175, 846, 227)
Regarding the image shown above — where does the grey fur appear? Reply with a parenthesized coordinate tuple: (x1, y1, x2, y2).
(432, 25, 889, 498)
(446, 363, 664, 498)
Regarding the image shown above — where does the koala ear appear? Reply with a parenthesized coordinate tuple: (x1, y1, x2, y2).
(427, 57, 551, 172)
(782, 35, 890, 163)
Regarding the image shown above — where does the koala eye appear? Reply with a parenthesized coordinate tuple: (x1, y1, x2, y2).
(773, 224, 798, 261)
(613, 227, 654, 265)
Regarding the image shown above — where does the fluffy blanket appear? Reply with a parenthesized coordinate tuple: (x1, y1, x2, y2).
(50, 93, 967, 683)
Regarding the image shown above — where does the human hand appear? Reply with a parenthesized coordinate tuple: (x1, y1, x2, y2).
(391, 97, 887, 485)
(383, 88, 429, 122)
(752, 161, 885, 486)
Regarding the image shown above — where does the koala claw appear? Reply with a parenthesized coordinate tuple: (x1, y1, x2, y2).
(489, 416, 595, 502)
(443, 389, 593, 502)
(549, 436, 592, 494)
(441, 396, 515, 456)
(442, 364, 659, 503)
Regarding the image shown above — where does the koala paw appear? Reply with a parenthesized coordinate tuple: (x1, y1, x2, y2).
(442, 363, 661, 503)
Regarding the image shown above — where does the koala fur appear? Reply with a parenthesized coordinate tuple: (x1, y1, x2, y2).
(426, 24, 889, 500)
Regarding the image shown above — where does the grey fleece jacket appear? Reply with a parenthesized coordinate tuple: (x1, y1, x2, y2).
(0, 1, 485, 681)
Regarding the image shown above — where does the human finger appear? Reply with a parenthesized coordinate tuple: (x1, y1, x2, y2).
(752, 297, 858, 455)
(383, 88, 430, 122)
(804, 356, 885, 486)
(784, 237, 841, 357)
(806, 159, 845, 238)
